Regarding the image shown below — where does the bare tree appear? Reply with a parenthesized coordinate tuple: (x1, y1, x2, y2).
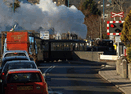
(78, 0, 104, 40)
(84, 15, 100, 39)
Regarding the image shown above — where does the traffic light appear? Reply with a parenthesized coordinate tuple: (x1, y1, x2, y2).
(107, 21, 124, 35)
(109, 23, 123, 33)
(110, 24, 116, 28)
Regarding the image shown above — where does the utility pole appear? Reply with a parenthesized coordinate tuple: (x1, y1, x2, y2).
(111, 0, 125, 57)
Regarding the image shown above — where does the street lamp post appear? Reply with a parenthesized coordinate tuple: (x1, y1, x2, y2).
(68, 0, 69, 7)
(102, 0, 105, 39)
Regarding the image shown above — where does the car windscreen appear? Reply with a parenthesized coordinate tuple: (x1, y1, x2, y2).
(5, 53, 26, 57)
(1, 58, 29, 68)
(7, 73, 42, 83)
(3, 63, 36, 74)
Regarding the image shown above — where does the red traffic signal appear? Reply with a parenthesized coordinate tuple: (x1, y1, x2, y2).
(110, 24, 116, 28)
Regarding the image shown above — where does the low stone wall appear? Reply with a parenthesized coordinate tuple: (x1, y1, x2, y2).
(72, 51, 104, 61)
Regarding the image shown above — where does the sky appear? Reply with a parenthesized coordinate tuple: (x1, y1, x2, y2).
(0, 0, 87, 38)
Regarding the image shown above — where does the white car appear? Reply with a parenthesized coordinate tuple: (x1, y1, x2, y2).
(2, 50, 30, 61)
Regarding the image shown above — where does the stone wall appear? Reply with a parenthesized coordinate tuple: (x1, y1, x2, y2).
(72, 51, 104, 61)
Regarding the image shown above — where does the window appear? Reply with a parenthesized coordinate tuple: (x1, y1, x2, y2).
(7, 73, 42, 83)
(5, 53, 26, 57)
(3, 63, 36, 74)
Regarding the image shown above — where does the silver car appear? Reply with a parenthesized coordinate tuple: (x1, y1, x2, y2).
(2, 50, 30, 61)
(1, 56, 31, 69)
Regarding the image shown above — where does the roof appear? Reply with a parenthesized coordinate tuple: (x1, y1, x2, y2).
(2, 56, 29, 61)
(8, 69, 41, 74)
(42, 39, 86, 43)
(4, 50, 27, 53)
(6, 60, 35, 64)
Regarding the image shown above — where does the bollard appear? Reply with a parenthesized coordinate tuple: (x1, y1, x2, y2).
(116, 58, 119, 74)
(116, 56, 122, 75)
(128, 63, 131, 80)
(121, 59, 127, 78)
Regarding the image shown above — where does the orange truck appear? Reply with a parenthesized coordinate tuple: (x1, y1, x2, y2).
(1, 30, 44, 63)
(6, 32, 29, 53)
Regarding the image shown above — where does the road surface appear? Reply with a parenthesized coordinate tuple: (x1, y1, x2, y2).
(38, 60, 124, 94)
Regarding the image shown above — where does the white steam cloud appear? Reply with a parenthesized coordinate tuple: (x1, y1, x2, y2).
(0, 0, 87, 38)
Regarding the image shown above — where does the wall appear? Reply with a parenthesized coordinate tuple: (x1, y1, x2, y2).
(73, 51, 104, 61)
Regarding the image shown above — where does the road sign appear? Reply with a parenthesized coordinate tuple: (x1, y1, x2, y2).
(115, 35, 121, 42)
(40, 31, 49, 40)
(107, 21, 124, 35)
(111, 12, 124, 18)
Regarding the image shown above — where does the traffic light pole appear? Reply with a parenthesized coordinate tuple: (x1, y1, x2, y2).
(117, 42, 120, 57)
(100, 17, 102, 40)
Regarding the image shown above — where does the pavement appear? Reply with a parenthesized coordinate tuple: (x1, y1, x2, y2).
(99, 61, 131, 94)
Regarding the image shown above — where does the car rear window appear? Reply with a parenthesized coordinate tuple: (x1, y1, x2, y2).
(1, 58, 29, 68)
(3, 63, 36, 74)
(5, 53, 26, 57)
(7, 73, 42, 83)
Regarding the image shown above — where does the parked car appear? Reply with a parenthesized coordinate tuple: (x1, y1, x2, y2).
(1, 60, 37, 81)
(3, 69, 48, 94)
(1, 50, 30, 61)
(1, 56, 30, 69)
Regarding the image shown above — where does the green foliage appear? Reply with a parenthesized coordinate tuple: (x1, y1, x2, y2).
(82, 0, 101, 16)
(126, 47, 131, 63)
(121, 10, 131, 63)
(120, 10, 131, 46)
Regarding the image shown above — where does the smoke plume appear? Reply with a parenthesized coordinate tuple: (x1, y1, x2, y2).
(0, 0, 87, 38)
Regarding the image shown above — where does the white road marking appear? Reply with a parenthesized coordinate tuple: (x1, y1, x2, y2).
(43, 65, 61, 94)
(44, 66, 53, 73)
(48, 91, 63, 94)
(48, 66, 55, 72)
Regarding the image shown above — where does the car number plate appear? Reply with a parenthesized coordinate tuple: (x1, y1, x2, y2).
(17, 86, 33, 90)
